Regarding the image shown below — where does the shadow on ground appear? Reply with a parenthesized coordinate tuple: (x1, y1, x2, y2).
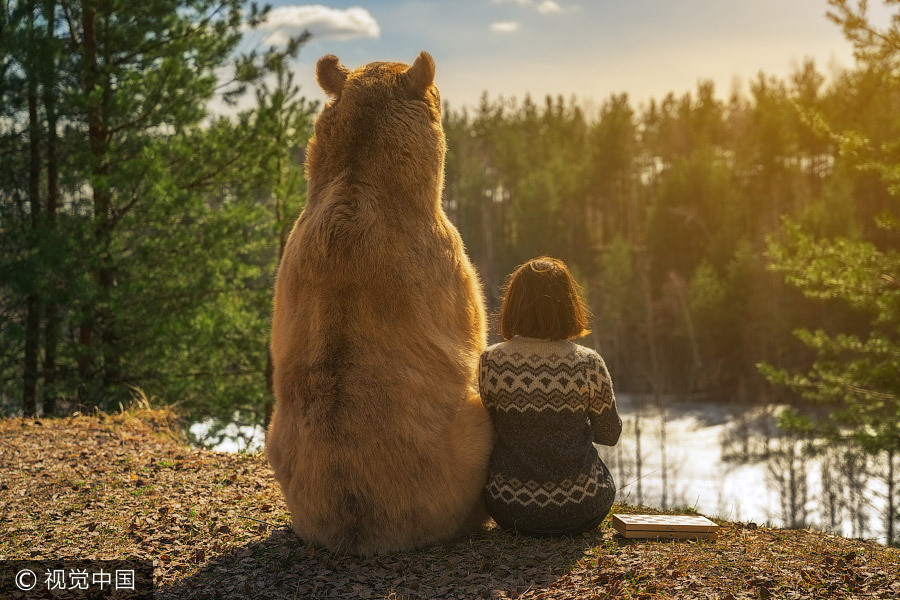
(156, 524, 608, 599)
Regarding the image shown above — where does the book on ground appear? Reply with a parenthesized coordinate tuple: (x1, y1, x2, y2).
(612, 514, 718, 540)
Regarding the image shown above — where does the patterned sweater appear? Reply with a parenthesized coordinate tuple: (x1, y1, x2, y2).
(478, 336, 622, 534)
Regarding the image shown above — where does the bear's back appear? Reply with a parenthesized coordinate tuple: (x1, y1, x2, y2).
(267, 52, 491, 554)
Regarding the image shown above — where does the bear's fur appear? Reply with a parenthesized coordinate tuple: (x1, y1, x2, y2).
(266, 51, 493, 555)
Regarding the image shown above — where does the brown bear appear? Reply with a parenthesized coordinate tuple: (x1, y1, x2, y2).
(266, 51, 493, 555)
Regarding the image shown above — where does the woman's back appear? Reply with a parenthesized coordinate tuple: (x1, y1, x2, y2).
(480, 335, 621, 534)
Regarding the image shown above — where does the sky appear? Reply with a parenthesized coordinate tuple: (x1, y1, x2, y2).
(234, 0, 894, 115)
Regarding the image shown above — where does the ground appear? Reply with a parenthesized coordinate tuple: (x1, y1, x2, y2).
(0, 408, 897, 599)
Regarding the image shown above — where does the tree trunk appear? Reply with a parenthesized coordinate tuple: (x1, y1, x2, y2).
(42, 0, 59, 416)
(81, 1, 119, 402)
(77, 1, 97, 392)
(634, 397, 643, 505)
(640, 262, 661, 506)
(78, 323, 93, 382)
(887, 449, 896, 547)
(43, 301, 58, 414)
(0, 2, 8, 114)
(23, 0, 42, 417)
(23, 296, 41, 417)
(99, 265, 120, 387)
(481, 181, 496, 307)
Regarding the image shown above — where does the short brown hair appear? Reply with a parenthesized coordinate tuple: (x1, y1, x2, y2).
(499, 256, 591, 341)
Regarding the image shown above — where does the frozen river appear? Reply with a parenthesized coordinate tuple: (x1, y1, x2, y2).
(599, 395, 892, 544)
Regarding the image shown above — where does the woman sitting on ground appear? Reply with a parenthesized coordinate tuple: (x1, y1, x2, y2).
(479, 256, 622, 536)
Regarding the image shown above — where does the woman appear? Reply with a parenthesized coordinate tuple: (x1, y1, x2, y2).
(479, 256, 622, 536)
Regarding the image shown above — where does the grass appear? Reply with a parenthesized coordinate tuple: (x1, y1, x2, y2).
(1, 408, 897, 599)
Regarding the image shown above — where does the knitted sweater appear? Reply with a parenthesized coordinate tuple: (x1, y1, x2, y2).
(478, 336, 622, 533)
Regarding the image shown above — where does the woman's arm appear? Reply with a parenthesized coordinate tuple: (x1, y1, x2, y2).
(587, 353, 622, 446)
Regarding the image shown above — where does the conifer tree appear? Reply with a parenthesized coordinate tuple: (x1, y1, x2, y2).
(0, 0, 312, 418)
(761, 0, 900, 546)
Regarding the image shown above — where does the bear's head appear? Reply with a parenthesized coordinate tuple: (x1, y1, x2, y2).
(307, 52, 445, 206)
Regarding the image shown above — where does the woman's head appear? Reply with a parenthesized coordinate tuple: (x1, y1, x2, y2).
(499, 256, 591, 341)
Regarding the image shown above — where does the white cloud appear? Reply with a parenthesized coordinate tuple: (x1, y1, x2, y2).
(491, 0, 566, 11)
(537, 0, 562, 14)
(490, 21, 521, 33)
(254, 5, 380, 46)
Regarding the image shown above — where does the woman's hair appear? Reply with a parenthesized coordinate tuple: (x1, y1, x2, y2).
(499, 256, 591, 340)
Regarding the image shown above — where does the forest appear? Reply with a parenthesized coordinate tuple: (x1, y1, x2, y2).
(1, 0, 898, 540)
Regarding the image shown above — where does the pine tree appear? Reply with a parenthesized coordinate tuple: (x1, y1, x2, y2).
(0, 0, 312, 419)
(761, 0, 900, 546)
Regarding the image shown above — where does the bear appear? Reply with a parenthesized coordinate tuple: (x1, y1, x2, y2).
(266, 51, 494, 555)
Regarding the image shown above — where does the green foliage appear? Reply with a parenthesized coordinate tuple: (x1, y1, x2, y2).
(687, 261, 727, 337)
(760, 1, 900, 459)
(758, 0, 900, 545)
(763, 221, 900, 454)
(0, 0, 315, 431)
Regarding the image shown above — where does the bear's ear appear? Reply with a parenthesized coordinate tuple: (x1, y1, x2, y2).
(317, 54, 349, 96)
(402, 51, 435, 96)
